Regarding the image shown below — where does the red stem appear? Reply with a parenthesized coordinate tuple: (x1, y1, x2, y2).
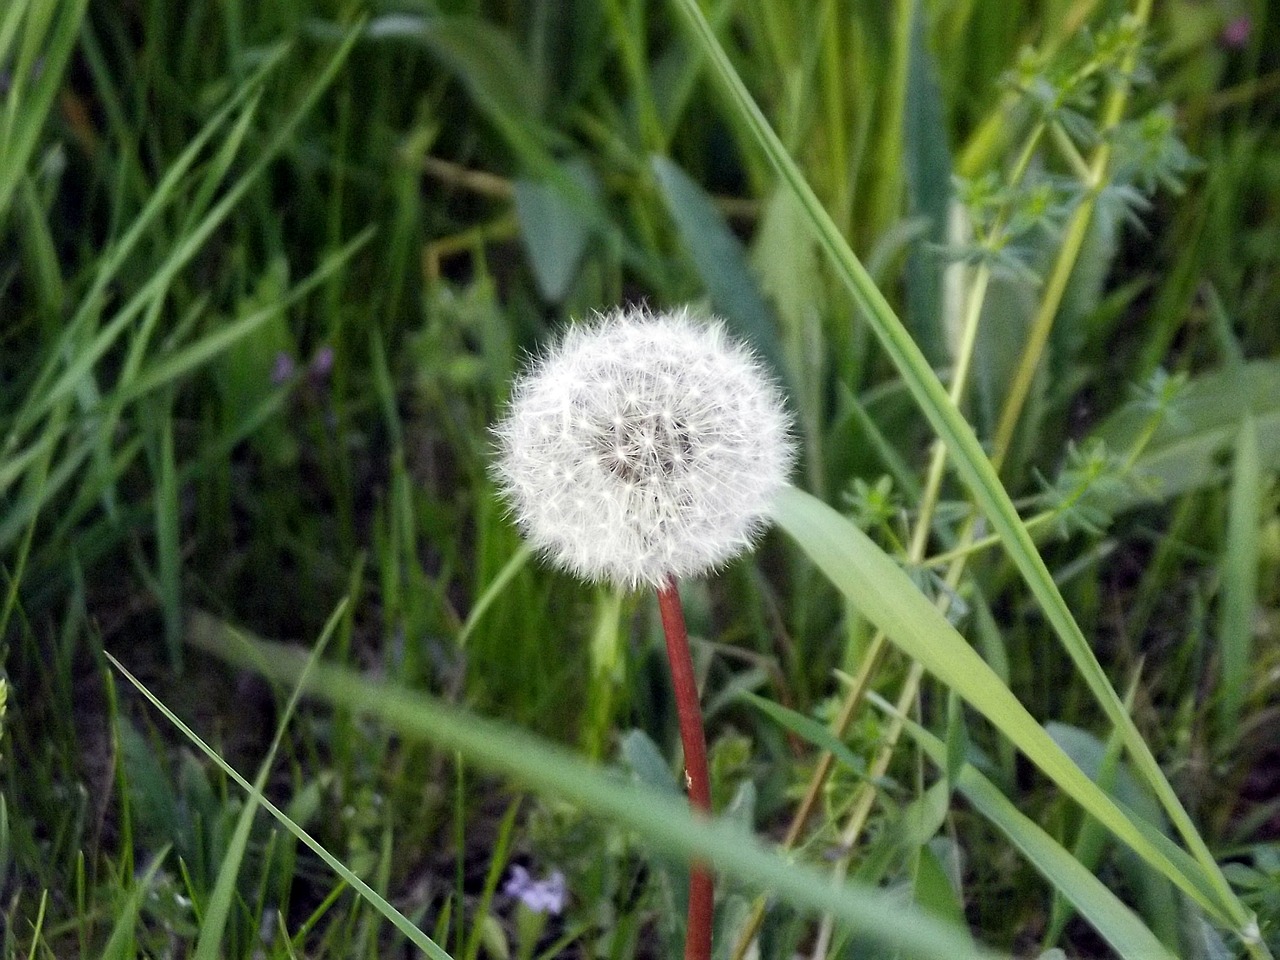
(657, 575, 713, 960)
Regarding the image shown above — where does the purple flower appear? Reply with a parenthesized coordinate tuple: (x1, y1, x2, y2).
(310, 345, 335, 379)
(270, 351, 296, 385)
(1221, 16, 1251, 49)
(504, 865, 567, 915)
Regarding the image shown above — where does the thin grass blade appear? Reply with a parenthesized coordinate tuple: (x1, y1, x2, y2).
(106, 650, 454, 960)
(191, 601, 348, 960)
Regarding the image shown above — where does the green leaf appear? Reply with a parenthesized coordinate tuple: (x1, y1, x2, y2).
(901, 0, 953, 367)
(362, 14, 545, 119)
(650, 154, 787, 382)
(1045, 723, 1165, 831)
(734, 690, 866, 776)
(1094, 360, 1280, 509)
(914, 842, 969, 935)
(514, 158, 600, 303)
(621, 728, 680, 795)
(1217, 414, 1263, 736)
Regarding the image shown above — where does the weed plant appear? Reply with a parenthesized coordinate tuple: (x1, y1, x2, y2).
(2, 0, 1279, 958)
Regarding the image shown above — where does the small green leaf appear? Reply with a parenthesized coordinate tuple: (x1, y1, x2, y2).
(734, 690, 866, 776)
(650, 154, 787, 381)
(514, 159, 600, 303)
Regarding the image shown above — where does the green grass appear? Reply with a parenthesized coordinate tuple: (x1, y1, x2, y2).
(3, 0, 1280, 957)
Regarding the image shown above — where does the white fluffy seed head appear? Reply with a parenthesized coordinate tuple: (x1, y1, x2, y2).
(492, 306, 795, 590)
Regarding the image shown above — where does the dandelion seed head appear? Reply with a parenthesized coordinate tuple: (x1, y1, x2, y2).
(493, 306, 794, 589)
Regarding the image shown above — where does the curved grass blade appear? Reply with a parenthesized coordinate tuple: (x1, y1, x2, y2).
(458, 543, 532, 646)
(668, 0, 1252, 933)
(187, 627, 1005, 960)
(734, 690, 865, 776)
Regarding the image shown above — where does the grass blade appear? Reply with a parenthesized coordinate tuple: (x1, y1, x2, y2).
(0, 0, 89, 221)
(734, 690, 866, 776)
(1217, 414, 1262, 738)
(191, 600, 348, 960)
(98, 848, 172, 960)
(153, 414, 181, 669)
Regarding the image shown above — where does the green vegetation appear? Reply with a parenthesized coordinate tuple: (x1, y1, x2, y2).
(2, 0, 1278, 957)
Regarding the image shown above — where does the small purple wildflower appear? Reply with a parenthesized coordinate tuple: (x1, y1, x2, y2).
(1221, 16, 1251, 49)
(310, 345, 335, 379)
(504, 865, 567, 915)
(270, 351, 296, 385)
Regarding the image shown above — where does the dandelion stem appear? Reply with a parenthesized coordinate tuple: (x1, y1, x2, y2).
(657, 576, 713, 960)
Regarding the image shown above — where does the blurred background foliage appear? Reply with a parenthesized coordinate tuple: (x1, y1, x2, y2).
(1, 0, 1278, 956)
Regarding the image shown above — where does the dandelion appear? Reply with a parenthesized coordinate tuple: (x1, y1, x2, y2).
(492, 305, 793, 960)
(492, 305, 793, 591)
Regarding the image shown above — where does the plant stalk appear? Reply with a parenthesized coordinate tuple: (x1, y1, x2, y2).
(657, 576, 713, 960)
